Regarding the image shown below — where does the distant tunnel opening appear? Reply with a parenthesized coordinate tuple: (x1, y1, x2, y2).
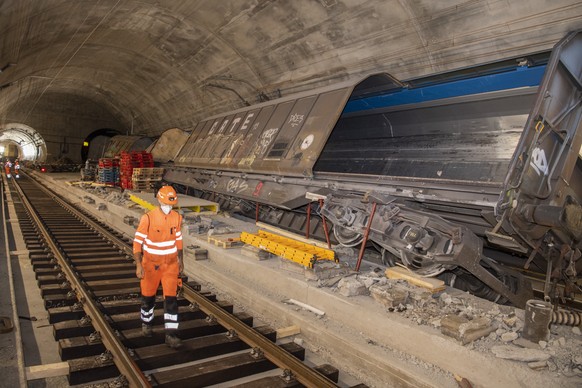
(0, 123, 47, 162)
(81, 128, 122, 161)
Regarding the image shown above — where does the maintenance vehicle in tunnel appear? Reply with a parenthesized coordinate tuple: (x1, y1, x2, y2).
(160, 30, 582, 308)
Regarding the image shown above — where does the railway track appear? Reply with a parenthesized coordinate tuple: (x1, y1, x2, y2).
(9, 174, 354, 387)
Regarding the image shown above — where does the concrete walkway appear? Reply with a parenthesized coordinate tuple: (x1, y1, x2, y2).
(0, 178, 25, 387)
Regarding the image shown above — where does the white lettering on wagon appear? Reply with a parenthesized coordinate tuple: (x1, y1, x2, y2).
(228, 117, 242, 134)
(226, 178, 249, 194)
(257, 127, 279, 156)
(208, 120, 220, 135)
(530, 147, 549, 176)
(240, 113, 255, 131)
(288, 113, 304, 128)
(218, 119, 230, 134)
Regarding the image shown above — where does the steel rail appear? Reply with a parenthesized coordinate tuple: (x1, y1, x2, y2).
(12, 178, 151, 388)
(180, 285, 338, 387)
(25, 173, 338, 387)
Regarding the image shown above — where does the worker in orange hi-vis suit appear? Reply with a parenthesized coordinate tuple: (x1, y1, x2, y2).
(4, 159, 12, 178)
(133, 185, 184, 348)
(14, 159, 20, 179)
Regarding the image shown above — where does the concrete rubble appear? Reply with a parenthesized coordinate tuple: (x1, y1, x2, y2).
(336, 276, 368, 297)
(512, 337, 539, 349)
(491, 345, 551, 362)
(310, 259, 582, 379)
(441, 315, 496, 344)
(306, 261, 350, 282)
(369, 283, 408, 308)
(501, 332, 519, 342)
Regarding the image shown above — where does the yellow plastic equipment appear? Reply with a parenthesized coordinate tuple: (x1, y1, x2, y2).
(240, 230, 337, 268)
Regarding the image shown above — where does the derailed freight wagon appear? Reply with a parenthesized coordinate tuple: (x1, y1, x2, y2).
(165, 31, 582, 307)
(101, 135, 154, 158)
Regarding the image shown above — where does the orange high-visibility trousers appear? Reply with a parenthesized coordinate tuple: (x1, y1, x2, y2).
(140, 257, 180, 297)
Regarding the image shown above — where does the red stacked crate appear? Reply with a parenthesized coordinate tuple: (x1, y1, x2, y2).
(119, 151, 154, 189)
(119, 152, 135, 189)
(139, 151, 154, 168)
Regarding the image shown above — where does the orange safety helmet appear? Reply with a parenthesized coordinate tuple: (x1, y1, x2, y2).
(157, 185, 178, 205)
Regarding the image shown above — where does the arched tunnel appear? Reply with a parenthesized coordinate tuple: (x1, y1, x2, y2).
(1, 1, 580, 163)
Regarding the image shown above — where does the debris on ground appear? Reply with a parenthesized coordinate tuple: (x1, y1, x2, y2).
(336, 276, 368, 297)
(319, 263, 582, 379)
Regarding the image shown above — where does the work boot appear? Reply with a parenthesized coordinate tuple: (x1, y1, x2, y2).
(142, 324, 153, 337)
(165, 334, 182, 349)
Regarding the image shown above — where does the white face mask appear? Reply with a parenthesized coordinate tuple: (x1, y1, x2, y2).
(161, 204, 172, 214)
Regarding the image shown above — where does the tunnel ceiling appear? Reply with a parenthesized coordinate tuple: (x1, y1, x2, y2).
(0, 0, 581, 138)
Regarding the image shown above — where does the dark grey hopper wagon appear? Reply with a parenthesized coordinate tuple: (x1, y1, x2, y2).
(162, 30, 582, 308)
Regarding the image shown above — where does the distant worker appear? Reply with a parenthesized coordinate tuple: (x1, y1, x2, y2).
(4, 159, 12, 179)
(14, 159, 20, 179)
(133, 185, 184, 348)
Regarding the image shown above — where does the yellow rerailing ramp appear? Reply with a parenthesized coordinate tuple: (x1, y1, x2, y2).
(129, 193, 219, 213)
(240, 230, 337, 268)
(129, 194, 157, 211)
